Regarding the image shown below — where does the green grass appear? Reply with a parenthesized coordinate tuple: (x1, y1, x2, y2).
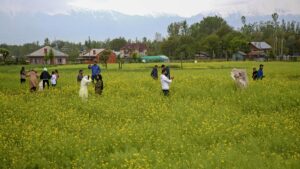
(0, 62, 300, 169)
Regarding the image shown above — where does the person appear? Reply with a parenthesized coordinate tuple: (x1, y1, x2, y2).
(26, 69, 38, 92)
(252, 67, 258, 80)
(231, 68, 248, 88)
(50, 71, 57, 87)
(38, 81, 43, 91)
(79, 75, 92, 100)
(77, 69, 84, 82)
(91, 61, 101, 83)
(54, 69, 59, 83)
(95, 74, 104, 95)
(160, 68, 174, 96)
(150, 65, 158, 80)
(161, 64, 170, 79)
(40, 67, 51, 89)
(257, 64, 264, 80)
(20, 66, 26, 84)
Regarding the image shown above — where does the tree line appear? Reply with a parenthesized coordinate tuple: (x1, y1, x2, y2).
(0, 13, 299, 64)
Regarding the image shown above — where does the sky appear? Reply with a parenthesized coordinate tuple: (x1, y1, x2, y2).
(1, 0, 300, 17)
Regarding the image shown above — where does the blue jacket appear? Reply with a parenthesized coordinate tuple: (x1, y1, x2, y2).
(257, 68, 263, 79)
(91, 64, 101, 75)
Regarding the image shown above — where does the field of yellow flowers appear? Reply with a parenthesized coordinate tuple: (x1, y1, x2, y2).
(0, 62, 299, 169)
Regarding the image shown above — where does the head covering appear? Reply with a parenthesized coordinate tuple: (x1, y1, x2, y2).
(43, 67, 47, 71)
(231, 68, 248, 88)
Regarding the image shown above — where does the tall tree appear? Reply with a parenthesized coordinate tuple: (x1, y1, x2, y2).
(44, 38, 50, 46)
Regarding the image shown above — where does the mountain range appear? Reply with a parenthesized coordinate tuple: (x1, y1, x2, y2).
(1, 10, 299, 44)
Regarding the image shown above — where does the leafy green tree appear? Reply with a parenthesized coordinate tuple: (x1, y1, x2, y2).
(44, 38, 50, 46)
(100, 50, 112, 69)
(109, 38, 127, 51)
(0, 48, 10, 62)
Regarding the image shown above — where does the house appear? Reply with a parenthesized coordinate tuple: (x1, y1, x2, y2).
(232, 51, 246, 61)
(248, 42, 272, 59)
(120, 43, 147, 58)
(77, 49, 116, 64)
(194, 51, 210, 60)
(141, 55, 170, 63)
(27, 46, 68, 64)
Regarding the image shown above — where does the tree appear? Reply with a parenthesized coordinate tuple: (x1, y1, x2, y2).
(100, 50, 112, 69)
(131, 52, 139, 62)
(117, 54, 123, 69)
(0, 48, 10, 62)
(241, 16, 246, 25)
(44, 49, 49, 64)
(44, 38, 50, 46)
(201, 34, 221, 58)
(109, 38, 127, 51)
(48, 49, 54, 64)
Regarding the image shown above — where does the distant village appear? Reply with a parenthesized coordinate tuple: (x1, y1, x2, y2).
(24, 41, 290, 65)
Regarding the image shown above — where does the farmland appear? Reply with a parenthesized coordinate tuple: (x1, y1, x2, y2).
(0, 62, 300, 169)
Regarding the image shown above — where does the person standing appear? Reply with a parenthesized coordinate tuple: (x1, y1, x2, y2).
(161, 64, 171, 79)
(151, 65, 158, 80)
(257, 64, 264, 80)
(77, 69, 84, 83)
(20, 66, 26, 84)
(40, 67, 51, 89)
(91, 61, 101, 83)
(252, 67, 258, 80)
(50, 71, 57, 87)
(160, 69, 174, 96)
(95, 74, 104, 95)
(54, 69, 59, 84)
(26, 69, 38, 92)
(79, 75, 92, 100)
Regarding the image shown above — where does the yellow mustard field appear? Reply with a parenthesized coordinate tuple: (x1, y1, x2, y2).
(0, 62, 299, 169)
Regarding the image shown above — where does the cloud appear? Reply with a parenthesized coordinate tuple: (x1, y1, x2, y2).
(1, 0, 300, 17)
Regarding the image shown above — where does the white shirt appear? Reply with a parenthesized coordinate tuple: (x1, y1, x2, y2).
(160, 74, 172, 90)
(51, 74, 57, 85)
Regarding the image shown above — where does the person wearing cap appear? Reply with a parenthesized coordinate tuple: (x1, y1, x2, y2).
(40, 67, 51, 89)
(257, 64, 264, 80)
(91, 60, 101, 83)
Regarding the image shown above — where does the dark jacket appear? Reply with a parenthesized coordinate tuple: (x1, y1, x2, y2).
(151, 68, 158, 79)
(40, 71, 51, 80)
(252, 71, 258, 80)
(95, 80, 103, 94)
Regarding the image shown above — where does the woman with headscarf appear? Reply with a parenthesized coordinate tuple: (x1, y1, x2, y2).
(231, 68, 248, 88)
(79, 75, 92, 100)
(26, 69, 39, 92)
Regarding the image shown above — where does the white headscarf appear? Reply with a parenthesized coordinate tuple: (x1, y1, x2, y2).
(231, 68, 248, 88)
